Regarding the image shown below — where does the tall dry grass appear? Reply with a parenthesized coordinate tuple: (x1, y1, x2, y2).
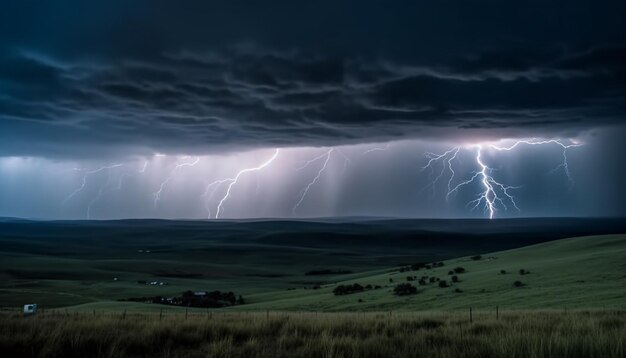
(0, 310, 624, 357)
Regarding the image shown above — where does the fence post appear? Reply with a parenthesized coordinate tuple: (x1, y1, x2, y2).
(93, 309, 96, 317)
(185, 308, 188, 320)
(469, 307, 472, 323)
(496, 305, 499, 320)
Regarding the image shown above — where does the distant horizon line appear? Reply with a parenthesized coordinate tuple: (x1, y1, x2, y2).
(1, 215, 624, 224)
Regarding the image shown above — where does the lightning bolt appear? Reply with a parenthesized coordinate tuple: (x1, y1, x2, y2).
(214, 149, 280, 219)
(86, 167, 116, 219)
(138, 160, 149, 173)
(113, 160, 151, 193)
(292, 148, 333, 216)
(446, 145, 520, 219)
(489, 139, 582, 186)
(420, 147, 460, 196)
(363, 143, 390, 155)
(153, 157, 200, 207)
(63, 164, 123, 205)
(86, 160, 151, 218)
(424, 138, 583, 219)
(336, 149, 351, 176)
(202, 178, 232, 218)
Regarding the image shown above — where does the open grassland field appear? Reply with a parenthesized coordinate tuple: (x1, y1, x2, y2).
(1, 310, 624, 358)
(1, 218, 625, 311)
(230, 234, 626, 312)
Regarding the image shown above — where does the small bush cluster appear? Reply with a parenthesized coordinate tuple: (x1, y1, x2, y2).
(399, 262, 444, 272)
(333, 283, 365, 295)
(454, 267, 466, 274)
(394, 283, 418, 296)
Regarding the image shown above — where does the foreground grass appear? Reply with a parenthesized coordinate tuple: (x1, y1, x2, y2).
(1, 311, 624, 357)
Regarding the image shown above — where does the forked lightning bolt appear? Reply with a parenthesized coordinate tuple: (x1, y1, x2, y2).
(489, 139, 582, 187)
(421, 147, 460, 196)
(447, 145, 520, 219)
(292, 148, 333, 215)
(88, 160, 152, 218)
(213, 149, 280, 219)
(153, 157, 200, 207)
(63, 164, 123, 205)
(423, 138, 583, 219)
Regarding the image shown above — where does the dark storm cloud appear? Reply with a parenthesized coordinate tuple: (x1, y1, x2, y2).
(0, 1, 625, 157)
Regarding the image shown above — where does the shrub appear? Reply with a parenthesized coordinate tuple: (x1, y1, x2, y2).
(519, 269, 529, 275)
(454, 288, 463, 293)
(406, 276, 414, 281)
(394, 283, 418, 296)
(451, 275, 459, 283)
(513, 281, 524, 287)
(333, 283, 365, 296)
(365, 284, 373, 290)
(471, 255, 482, 261)
(500, 269, 507, 274)
(454, 267, 466, 274)
(448, 270, 454, 275)
(389, 278, 394, 283)
(438, 280, 449, 288)
(429, 277, 437, 283)
(418, 279, 426, 286)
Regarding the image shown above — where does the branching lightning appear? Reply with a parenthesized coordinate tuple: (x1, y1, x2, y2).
(292, 148, 333, 216)
(213, 149, 280, 219)
(153, 156, 200, 207)
(446, 145, 520, 219)
(423, 138, 583, 219)
(62, 164, 123, 205)
(489, 139, 582, 187)
(420, 147, 460, 196)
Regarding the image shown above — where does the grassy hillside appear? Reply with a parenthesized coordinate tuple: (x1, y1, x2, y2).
(228, 234, 626, 311)
(5, 218, 625, 309)
(1, 217, 624, 311)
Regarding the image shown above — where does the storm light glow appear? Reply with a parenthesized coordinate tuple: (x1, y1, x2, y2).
(0, 137, 599, 220)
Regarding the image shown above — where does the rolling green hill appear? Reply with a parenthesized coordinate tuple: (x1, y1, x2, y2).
(228, 234, 626, 311)
(57, 234, 626, 313)
(1, 217, 624, 312)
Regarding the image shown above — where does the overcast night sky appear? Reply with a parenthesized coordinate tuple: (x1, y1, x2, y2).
(0, 1, 625, 220)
